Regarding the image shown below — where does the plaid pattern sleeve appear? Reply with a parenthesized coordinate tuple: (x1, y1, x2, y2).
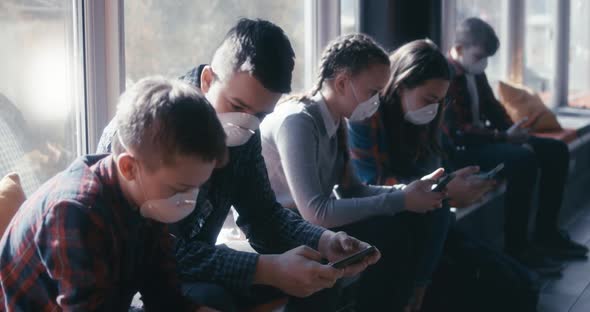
(34, 200, 112, 309)
(175, 235, 260, 292)
(175, 133, 325, 292)
(443, 60, 509, 147)
(0, 156, 193, 311)
(475, 73, 513, 131)
(139, 225, 197, 311)
(0, 179, 112, 311)
(443, 82, 507, 147)
(348, 111, 399, 186)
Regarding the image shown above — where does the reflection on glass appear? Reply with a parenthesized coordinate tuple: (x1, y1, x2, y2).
(524, 0, 556, 103)
(341, 0, 358, 35)
(568, 0, 590, 107)
(0, 0, 82, 195)
(124, 0, 306, 92)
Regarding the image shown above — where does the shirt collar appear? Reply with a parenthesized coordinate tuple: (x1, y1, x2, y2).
(180, 65, 206, 89)
(95, 154, 143, 221)
(312, 92, 340, 138)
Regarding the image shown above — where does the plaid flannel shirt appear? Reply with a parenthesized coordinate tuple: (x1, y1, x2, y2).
(0, 155, 193, 311)
(347, 110, 400, 186)
(442, 58, 514, 150)
(96, 66, 326, 292)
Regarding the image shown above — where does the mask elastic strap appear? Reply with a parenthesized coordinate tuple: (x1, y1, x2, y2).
(349, 80, 361, 105)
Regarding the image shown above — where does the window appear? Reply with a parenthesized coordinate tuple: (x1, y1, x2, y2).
(0, 0, 85, 195)
(568, 0, 590, 107)
(124, 0, 307, 92)
(455, 0, 508, 85)
(341, 0, 359, 35)
(524, 0, 556, 104)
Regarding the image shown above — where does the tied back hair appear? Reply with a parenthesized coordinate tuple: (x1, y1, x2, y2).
(284, 34, 390, 166)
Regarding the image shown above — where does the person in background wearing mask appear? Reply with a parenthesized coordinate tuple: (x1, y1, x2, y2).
(347, 39, 504, 311)
(260, 34, 448, 311)
(443, 17, 587, 276)
(348, 39, 493, 207)
(97, 19, 377, 311)
(0, 77, 225, 311)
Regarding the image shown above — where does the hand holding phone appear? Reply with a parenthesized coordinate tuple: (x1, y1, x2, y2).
(507, 117, 529, 133)
(329, 246, 377, 269)
(476, 163, 505, 180)
(431, 174, 455, 192)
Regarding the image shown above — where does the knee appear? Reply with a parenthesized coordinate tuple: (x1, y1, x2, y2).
(550, 140, 569, 163)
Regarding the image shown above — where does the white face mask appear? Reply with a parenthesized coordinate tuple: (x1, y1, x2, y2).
(117, 132, 198, 223)
(140, 188, 199, 223)
(348, 81, 380, 122)
(459, 52, 488, 75)
(404, 103, 440, 125)
(464, 57, 488, 74)
(217, 112, 260, 147)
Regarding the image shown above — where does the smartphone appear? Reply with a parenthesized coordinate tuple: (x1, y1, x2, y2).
(477, 163, 505, 180)
(330, 246, 377, 269)
(508, 117, 529, 132)
(526, 114, 543, 130)
(431, 174, 455, 192)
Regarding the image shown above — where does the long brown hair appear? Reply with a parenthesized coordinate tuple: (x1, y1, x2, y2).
(380, 39, 451, 176)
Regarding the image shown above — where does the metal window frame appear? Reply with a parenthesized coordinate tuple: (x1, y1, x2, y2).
(551, 0, 570, 108)
(83, 0, 125, 153)
(305, 0, 341, 89)
(440, 0, 456, 54)
(505, 0, 525, 84)
(82, 0, 345, 146)
(69, 0, 88, 156)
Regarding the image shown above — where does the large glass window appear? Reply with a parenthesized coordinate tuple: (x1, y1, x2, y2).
(455, 0, 508, 84)
(524, 0, 556, 104)
(568, 0, 590, 107)
(0, 0, 85, 195)
(341, 0, 359, 35)
(124, 0, 307, 92)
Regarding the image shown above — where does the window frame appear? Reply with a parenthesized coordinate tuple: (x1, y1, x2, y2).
(84, 0, 125, 153)
(441, 0, 571, 108)
(84, 0, 345, 152)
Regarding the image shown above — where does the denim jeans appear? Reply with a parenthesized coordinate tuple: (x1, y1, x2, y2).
(333, 206, 453, 311)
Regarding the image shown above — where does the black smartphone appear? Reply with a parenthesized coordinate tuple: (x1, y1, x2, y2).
(478, 163, 505, 180)
(431, 174, 455, 192)
(330, 246, 377, 269)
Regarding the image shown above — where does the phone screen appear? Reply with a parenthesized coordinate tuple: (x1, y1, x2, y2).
(483, 163, 505, 180)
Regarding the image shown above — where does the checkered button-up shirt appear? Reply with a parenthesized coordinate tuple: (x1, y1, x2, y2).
(442, 58, 514, 149)
(96, 66, 326, 293)
(0, 155, 194, 311)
